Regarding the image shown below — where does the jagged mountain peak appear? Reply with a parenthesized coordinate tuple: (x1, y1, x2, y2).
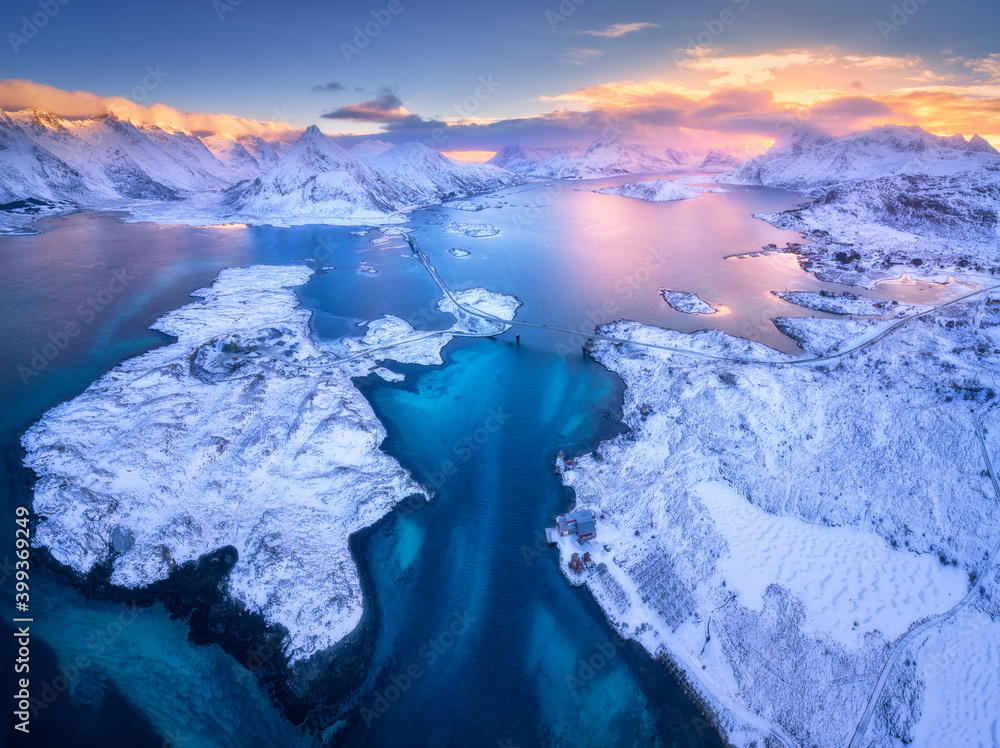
(728, 123, 1000, 196)
(966, 134, 999, 155)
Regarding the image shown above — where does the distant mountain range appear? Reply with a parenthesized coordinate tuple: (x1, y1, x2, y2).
(3, 107, 995, 231)
(728, 124, 1000, 252)
(0, 110, 526, 224)
(488, 134, 746, 178)
(728, 124, 999, 195)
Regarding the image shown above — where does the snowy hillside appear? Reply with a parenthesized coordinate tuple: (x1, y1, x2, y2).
(0, 108, 525, 227)
(724, 125, 1000, 282)
(727, 124, 999, 195)
(559, 293, 1000, 747)
(223, 125, 422, 223)
(486, 144, 576, 173)
(699, 148, 744, 173)
(371, 142, 521, 201)
(530, 134, 689, 179)
(348, 139, 395, 160)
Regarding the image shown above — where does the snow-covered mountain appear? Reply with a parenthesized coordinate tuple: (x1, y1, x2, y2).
(727, 124, 999, 195)
(489, 136, 712, 179)
(348, 139, 394, 160)
(223, 125, 421, 222)
(728, 125, 1000, 281)
(0, 108, 259, 205)
(202, 133, 283, 181)
(487, 144, 576, 174)
(371, 142, 521, 201)
(0, 107, 527, 225)
(699, 148, 745, 173)
(663, 146, 696, 167)
(0, 110, 90, 205)
(529, 134, 687, 179)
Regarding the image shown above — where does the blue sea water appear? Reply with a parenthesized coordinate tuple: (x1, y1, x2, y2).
(0, 180, 965, 746)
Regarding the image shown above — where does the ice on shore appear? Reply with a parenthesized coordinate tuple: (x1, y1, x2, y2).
(661, 289, 717, 314)
(22, 265, 519, 664)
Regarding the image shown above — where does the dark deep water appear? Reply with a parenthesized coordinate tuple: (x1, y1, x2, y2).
(337, 338, 716, 747)
(0, 181, 969, 746)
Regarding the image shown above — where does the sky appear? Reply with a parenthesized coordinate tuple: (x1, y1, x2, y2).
(2, 0, 999, 157)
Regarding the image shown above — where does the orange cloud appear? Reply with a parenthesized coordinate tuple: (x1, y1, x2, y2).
(0, 79, 298, 140)
(527, 47, 1000, 148)
(678, 51, 835, 87)
(881, 89, 1000, 144)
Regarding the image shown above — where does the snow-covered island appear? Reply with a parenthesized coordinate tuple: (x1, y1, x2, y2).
(488, 135, 750, 179)
(661, 289, 717, 314)
(590, 179, 729, 203)
(594, 179, 700, 202)
(21, 265, 520, 666)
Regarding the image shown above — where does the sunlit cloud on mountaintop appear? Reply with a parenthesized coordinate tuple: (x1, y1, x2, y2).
(0, 79, 298, 139)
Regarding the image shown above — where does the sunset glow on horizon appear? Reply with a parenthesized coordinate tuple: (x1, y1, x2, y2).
(441, 150, 497, 163)
(1, 0, 997, 151)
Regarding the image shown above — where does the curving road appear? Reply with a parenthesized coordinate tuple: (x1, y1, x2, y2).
(311, 236, 998, 748)
(407, 235, 1000, 748)
(407, 237, 1000, 369)
(846, 401, 1000, 748)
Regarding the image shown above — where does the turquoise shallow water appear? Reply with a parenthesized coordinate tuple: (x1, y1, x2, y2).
(338, 338, 717, 747)
(0, 182, 962, 745)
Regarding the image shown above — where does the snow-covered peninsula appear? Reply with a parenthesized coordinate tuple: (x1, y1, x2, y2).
(21, 265, 519, 664)
(558, 297, 1000, 746)
(547, 125, 1000, 746)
